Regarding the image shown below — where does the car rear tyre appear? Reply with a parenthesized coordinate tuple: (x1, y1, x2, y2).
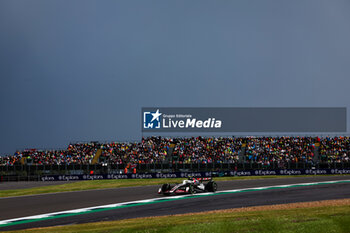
(205, 181, 217, 192)
(161, 183, 171, 192)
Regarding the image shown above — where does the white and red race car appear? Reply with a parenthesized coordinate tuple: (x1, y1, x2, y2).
(158, 177, 217, 195)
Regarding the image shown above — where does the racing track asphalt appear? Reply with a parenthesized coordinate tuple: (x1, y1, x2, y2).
(1, 175, 350, 231)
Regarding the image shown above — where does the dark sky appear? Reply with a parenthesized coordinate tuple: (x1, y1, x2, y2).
(1, 0, 350, 155)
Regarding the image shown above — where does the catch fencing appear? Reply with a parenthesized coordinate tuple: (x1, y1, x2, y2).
(1, 161, 350, 182)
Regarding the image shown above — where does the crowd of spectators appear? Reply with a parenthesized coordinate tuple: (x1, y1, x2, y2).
(319, 137, 350, 163)
(172, 137, 243, 164)
(100, 137, 170, 164)
(0, 136, 349, 166)
(245, 137, 315, 165)
(0, 143, 97, 166)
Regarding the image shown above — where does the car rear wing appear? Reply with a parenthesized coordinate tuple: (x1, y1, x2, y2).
(196, 177, 212, 181)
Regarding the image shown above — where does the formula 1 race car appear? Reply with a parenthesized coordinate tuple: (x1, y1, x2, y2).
(158, 177, 217, 195)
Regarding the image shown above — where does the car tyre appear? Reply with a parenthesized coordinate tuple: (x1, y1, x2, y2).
(205, 181, 217, 192)
(161, 183, 171, 193)
(189, 184, 195, 194)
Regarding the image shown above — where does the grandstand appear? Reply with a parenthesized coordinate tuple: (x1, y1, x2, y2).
(0, 136, 349, 181)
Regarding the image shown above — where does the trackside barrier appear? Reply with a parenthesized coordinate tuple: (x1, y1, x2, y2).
(1, 162, 350, 181)
(39, 168, 350, 181)
(2, 161, 349, 173)
(0, 175, 41, 182)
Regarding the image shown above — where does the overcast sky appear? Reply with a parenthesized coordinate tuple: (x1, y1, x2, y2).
(1, 0, 350, 155)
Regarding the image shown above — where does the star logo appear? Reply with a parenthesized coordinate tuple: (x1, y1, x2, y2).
(151, 109, 162, 123)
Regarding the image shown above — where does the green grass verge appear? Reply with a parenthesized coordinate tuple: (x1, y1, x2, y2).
(5, 201, 350, 233)
(0, 175, 348, 198)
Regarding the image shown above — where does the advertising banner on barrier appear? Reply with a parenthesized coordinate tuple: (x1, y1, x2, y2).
(141, 107, 346, 132)
(40, 168, 350, 181)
